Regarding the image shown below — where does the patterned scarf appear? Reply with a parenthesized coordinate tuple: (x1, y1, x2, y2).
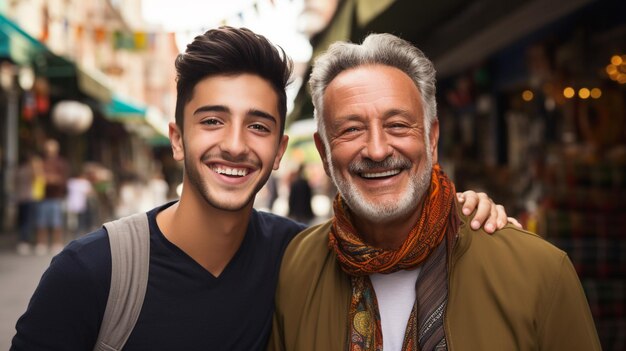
(328, 164, 459, 351)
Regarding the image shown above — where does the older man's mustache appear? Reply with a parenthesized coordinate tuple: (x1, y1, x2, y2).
(349, 157, 412, 173)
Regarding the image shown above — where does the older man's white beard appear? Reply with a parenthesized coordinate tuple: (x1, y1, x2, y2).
(327, 151, 433, 224)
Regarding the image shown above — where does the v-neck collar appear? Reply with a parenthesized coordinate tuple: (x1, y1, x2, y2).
(148, 202, 256, 280)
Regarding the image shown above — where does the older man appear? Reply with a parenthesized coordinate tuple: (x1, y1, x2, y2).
(268, 33, 600, 351)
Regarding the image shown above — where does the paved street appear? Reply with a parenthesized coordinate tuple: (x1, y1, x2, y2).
(0, 233, 55, 350)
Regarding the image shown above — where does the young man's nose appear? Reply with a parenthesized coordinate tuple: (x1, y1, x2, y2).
(221, 125, 249, 157)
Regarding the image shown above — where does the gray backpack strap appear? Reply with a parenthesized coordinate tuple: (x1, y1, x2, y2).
(93, 212, 150, 351)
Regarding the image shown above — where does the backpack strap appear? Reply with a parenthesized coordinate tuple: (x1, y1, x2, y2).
(93, 212, 150, 351)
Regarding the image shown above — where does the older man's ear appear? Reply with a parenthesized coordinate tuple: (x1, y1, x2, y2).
(313, 132, 331, 177)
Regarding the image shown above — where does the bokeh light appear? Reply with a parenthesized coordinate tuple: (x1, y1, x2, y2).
(522, 90, 534, 101)
(590, 88, 602, 99)
(578, 88, 590, 99)
(610, 55, 623, 66)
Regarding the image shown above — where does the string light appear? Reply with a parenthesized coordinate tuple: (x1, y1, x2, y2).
(578, 88, 590, 99)
(563, 87, 575, 99)
(590, 88, 602, 99)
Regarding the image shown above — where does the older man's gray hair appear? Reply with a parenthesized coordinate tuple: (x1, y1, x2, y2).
(309, 33, 438, 145)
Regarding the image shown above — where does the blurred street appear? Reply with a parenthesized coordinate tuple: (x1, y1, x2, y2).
(0, 232, 54, 350)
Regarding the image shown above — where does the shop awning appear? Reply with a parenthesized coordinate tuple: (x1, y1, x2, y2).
(75, 66, 113, 103)
(0, 13, 47, 65)
(1, 14, 112, 103)
(105, 94, 147, 121)
(43, 58, 113, 103)
(105, 95, 169, 142)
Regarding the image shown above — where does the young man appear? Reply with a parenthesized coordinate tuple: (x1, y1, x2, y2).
(12, 27, 511, 351)
(268, 33, 601, 351)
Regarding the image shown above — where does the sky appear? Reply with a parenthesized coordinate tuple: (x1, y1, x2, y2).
(141, 0, 312, 62)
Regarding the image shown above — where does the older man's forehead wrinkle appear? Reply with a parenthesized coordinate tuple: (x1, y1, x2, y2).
(382, 108, 414, 120)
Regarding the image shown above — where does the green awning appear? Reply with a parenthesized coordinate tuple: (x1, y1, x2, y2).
(1, 14, 112, 102)
(75, 67, 113, 103)
(105, 95, 147, 121)
(0, 13, 48, 65)
(44, 60, 113, 103)
(105, 95, 170, 142)
(0, 13, 74, 76)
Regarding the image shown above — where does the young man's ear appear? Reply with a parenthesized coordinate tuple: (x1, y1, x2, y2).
(272, 135, 289, 170)
(169, 122, 184, 161)
(313, 132, 330, 177)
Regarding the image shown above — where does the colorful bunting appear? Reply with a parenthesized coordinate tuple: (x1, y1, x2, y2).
(35, 0, 289, 52)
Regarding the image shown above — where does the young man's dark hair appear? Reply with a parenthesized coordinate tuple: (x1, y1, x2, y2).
(174, 26, 293, 138)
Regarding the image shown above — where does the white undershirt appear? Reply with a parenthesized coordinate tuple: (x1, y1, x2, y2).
(370, 268, 421, 351)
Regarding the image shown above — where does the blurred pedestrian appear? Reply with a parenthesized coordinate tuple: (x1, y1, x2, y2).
(85, 163, 115, 224)
(115, 172, 144, 218)
(266, 175, 279, 211)
(14, 153, 45, 255)
(35, 138, 69, 255)
(66, 167, 94, 237)
(140, 167, 170, 212)
(288, 164, 315, 224)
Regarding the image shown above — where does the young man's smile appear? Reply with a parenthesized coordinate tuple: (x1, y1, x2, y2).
(210, 164, 251, 178)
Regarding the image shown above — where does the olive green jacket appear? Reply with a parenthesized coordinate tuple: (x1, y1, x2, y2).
(268, 206, 601, 351)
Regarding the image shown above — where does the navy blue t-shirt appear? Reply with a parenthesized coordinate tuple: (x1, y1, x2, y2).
(11, 202, 306, 350)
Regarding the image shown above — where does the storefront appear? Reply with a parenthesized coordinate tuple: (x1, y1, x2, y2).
(0, 13, 55, 230)
(435, 2, 625, 348)
(1, 14, 111, 230)
(0, 14, 168, 231)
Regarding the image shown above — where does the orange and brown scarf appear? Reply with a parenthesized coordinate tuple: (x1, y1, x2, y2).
(329, 164, 459, 351)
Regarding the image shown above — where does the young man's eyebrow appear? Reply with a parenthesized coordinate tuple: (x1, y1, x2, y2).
(193, 105, 230, 115)
(247, 109, 278, 125)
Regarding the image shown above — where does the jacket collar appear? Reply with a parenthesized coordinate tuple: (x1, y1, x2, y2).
(450, 199, 473, 262)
